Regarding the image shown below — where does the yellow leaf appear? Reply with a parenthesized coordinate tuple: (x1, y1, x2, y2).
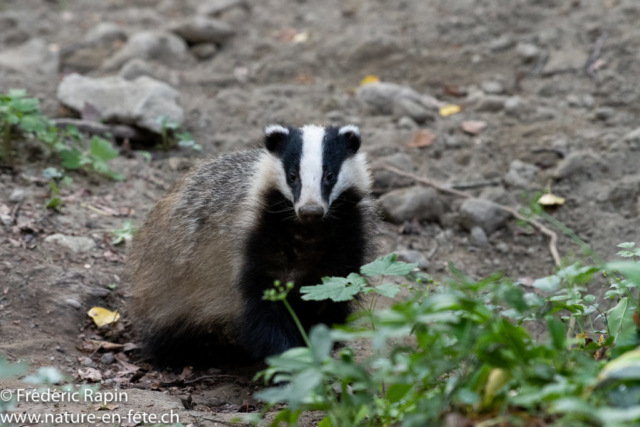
(360, 75, 380, 86)
(538, 193, 565, 206)
(87, 307, 120, 327)
(576, 333, 588, 339)
(483, 368, 511, 406)
(599, 334, 606, 344)
(439, 104, 461, 117)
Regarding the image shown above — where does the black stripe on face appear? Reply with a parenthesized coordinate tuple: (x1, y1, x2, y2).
(277, 128, 303, 202)
(321, 126, 355, 202)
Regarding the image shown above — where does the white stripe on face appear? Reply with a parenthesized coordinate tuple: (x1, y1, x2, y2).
(298, 125, 326, 211)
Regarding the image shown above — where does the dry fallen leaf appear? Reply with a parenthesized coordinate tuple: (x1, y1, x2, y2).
(407, 129, 435, 148)
(87, 307, 120, 327)
(78, 367, 102, 382)
(538, 193, 565, 206)
(90, 340, 124, 352)
(360, 75, 380, 86)
(462, 120, 488, 135)
(439, 104, 461, 117)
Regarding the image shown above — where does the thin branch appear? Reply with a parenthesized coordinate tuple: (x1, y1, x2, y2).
(381, 165, 561, 266)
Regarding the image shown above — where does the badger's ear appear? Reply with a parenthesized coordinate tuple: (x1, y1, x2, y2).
(339, 125, 361, 155)
(264, 125, 289, 154)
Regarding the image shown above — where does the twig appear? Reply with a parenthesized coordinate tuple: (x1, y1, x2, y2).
(448, 179, 502, 190)
(381, 166, 561, 266)
(586, 32, 608, 79)
(80, 203, 113, 216)
(53, 119, 145, 141)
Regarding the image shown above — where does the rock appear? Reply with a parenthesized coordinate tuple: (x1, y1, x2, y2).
(396, 249, 430, 270)
(170, 17, 235, 44)
(470, 226, 489, 248)
(100, 353, 115, 365)
(44, 234, 96, 253)
(480, 81, 505, 95)
(534, 106, 557, 121)
(65, 299, 81, 309)
(57, 74, 183, 134)
(326, 110, 345, 123)
(504, 160, 539, 189)
(197, 0, 248, 16)
(495, 242, 509, 253)
(607, 176, 640, 215)
(504, 96, 532, 118)
(489, 35, 515, 52)
(60, 43, 115, 74)
(543, 49, 588, 75)
(191, 42, 218, 60)
(167, 157, 194, 171)
(9, 189, 25, 202)
(392, 97, 434, 123)
(459, 198, 510, 234)
(102, 31, 188, 71)
(474, 95, 506, 112)
(480, 186, 516, 207)
(397, 116, 418, 131)
(594, 107, 616, 121)
(372, 153, 415, 191)
(83, 22, 127, 44)
(119, 58, 180, 86)
(0, 214, 13, 227)
(623, 128, 640, 149)
(0, 38, 59, 75)
(356, 82, 440, 119)
(515, 43, 541, 62)
(554, 150, 599, 179)
(379, 186, 445, 224)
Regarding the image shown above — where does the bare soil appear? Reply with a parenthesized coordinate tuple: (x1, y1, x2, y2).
(1, 0, 640, 425)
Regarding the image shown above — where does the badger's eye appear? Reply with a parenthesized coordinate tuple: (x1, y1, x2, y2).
(324, 172, 335, 183)
(288, 172, 298, 182)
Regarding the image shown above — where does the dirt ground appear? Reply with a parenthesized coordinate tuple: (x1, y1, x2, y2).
(1, 0, 640, 425)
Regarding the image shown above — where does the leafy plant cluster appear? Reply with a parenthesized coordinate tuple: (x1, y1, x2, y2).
(0, 89, 123, 180)
(158, 116, 201, 153)
(247, 248, 640, 426)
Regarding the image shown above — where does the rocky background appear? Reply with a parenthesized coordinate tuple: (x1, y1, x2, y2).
(1, 0, 640, 424)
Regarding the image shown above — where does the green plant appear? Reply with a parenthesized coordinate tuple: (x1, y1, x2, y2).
(158, 116, 202, 153)
(242, 247, 640, 427)
(0, 89, 124, 180)
(111, 219, 138, 245)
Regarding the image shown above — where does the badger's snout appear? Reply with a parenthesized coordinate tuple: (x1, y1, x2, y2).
(298, 203, 325, 222)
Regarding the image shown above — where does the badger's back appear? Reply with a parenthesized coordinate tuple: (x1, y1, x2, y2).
(127, 150, 263, 357)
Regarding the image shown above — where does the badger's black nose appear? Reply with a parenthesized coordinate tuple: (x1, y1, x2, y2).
(298, 204, 325, 222)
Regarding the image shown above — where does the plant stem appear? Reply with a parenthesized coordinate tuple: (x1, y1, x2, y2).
(282, 298, 312, 348)
(2, 123, 12, 165)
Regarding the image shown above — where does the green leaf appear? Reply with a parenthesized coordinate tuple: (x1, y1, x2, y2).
(300, 273, 367, 302)
(608, 261, 640, 287)
(59, 148, 84, 170)
(608, 297, 635, 343)
(108, 170, 126, 181)
(309, 324, 333, 362)
(618, 242, 636, 249)
(111, 220, 138, 245)
(42, 167, 63, 179)
(598, 347, 640, 385)
(547, 318, 566, 350)
(584, 294, 596, 303)
(90, 136, 119, 161)
(532, 275, 561, 292)
(139, 151, 152, 163)
(373, 283, 401, 298)
(46, 197, 63, 209)
(10, 97, 39, 113)
(386, 383, 412, 403)
(23, 367, 64, 384)
(7, 89, 27, 99)
(318, 417, 332, 427)
(360, 253, 417, 277)
(20, 114, 48, 133)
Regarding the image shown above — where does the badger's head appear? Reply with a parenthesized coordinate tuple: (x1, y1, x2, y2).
(263, 124, 371, 223)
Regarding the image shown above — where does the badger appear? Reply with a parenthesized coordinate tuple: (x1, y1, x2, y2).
(127, 124, 379, 366)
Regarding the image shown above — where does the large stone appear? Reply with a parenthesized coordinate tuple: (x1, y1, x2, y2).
(356, 82, 440, 118)
(396, 249, 430, 270)
(473, 95, 506, 112)
(554, 150, 599, 179)
(44, 234, 96, 253)
(371, 153, 415, 191)
(102, 31, 188, 71)
(169, 17, 235, 44)
(0, 38, 59, 75)
(379, 186, 445, 224)
(543, 49, 588, 75)
(197, 0, 249, 16)
(84, 22, 127, 45)
(119, 58, 180, 86)
(459, 198, 510, 234)
(504, 160, 539, 189)
(623, 128, 640, 149)
(57, 74, 183, 134)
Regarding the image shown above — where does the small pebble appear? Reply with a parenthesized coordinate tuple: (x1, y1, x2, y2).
(100, 352, 115, 365)
(9, 189, 25, 202)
